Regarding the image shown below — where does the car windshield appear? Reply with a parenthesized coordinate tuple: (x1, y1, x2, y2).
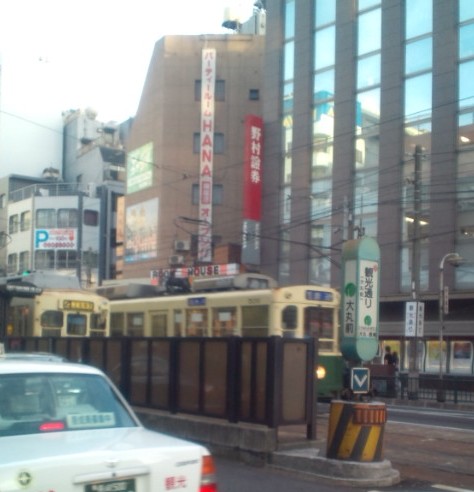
(0, 372, 137, 437)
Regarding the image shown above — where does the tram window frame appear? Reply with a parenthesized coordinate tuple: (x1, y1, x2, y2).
(66, 313, 87, 336)
(90, 313, 107, 331)
(185, 308, 207, 336)
(282, 305, 298, 330)
(212, 307, 237, 336)
(173, 310, 183, 336)
(151, 311, 168, 337)
(126, 313, 144, 337)
(41, 310, 64, 328)
(110, 312, 124, 336)
(241, 305, 269, 337)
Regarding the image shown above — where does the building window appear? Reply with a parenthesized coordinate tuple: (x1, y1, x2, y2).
(0, 194, 5, 209)
(58, 209, 79, 227)
(83, 209, 99, 226)
(8, 214, 19, 234)
(194, 79, 225, 101)
(7, 253, 17, 274)
(35, 250, 55, 269)
(19, 251, 30, 272)
(193, 133, 225, 154)
(57, 250, 78, 269)
(36, 209, 56, 228)
(20, 211, 31, 231)
(249, 89, 260, 100)
(192, 184, 223, 205)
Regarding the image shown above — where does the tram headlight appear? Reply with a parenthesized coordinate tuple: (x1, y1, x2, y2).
(315, 365, 326, 380)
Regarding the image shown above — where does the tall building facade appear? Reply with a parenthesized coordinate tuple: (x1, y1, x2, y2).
(261, 1, 474, 342)
(122, 35, 264, 280)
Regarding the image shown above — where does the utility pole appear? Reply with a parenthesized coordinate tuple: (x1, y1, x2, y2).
(408, 144, 422, 398)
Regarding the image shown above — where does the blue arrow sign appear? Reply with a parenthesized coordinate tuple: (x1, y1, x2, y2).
(351, 367, 370, 394)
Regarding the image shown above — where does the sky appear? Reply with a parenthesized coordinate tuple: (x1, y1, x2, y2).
(0, 0, 255, 177)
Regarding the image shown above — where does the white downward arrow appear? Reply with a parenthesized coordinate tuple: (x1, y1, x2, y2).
(354, 374, 368, 387)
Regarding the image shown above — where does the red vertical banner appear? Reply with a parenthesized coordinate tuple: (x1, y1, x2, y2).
(243, 114, 263, 220)
(242, 115, 263, 265)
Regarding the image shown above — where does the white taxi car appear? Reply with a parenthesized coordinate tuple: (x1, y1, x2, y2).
(0, 356, 218, 492)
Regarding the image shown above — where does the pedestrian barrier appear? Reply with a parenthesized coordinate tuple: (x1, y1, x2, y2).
(326, 400, 387, 462)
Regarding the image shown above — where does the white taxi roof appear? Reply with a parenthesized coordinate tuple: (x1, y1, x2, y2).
(0, 357, 104, 376)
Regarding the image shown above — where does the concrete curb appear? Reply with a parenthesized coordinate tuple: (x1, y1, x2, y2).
(136, 407, 401, 487)
(270, 448, 400, 487)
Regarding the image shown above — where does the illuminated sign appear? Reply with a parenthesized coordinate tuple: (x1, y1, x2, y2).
(63, 300, 95, 311)
(150, 263, 240, 286)
(35, 228, 77, 250)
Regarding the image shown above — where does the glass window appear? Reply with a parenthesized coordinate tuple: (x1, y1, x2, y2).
(20, 211, 31, 231)
(193, 133, 224, 154)
(358, 8, 381, 55)
(58, 209, 78, 227)
(405, 73, 432, 122)
(126, 313, 144, 337)
(110, 313, 124, 336)
(460, 0, 474, 22)
(91, 313, 107, 332)
(9, 214, 19, 234)
(358, 0, 380, 10)
(212, 307, 236, 336)
(460, 23, 474, 60)
(314, 26, 335, 70)
(405, 0, 432, 39)
(36, 209, 56, 228)
(34, 250, 54, 270)
(84, 209, 99, 226)
(185, 308, 207, 336)
(249, 89, 259, 100)
(151, 312, 168, 337)
(19, 251, 30, 273)
(194, 79, 225, 101)
(285, 0, 295, 39)
(459, 60, 474, 109)
(458, 112, 474, 146)
(284, 41, 295, 81)
(315, 0, 335, 27)
(314, 69, 335, 99)
(405, 37, 432, 75)
(0, 194, 5, 209)
(57, 250, 77, 269)
(192, 183, 223, 205)
(41, 310, 64, 328)
(357, 54, 381, 89)
(283, 82, 294, 113)
(7, 253, 17, 274)
(241, 305, 269, 337)
(282, 305, 297, 330)
(357, 88, 381, 130)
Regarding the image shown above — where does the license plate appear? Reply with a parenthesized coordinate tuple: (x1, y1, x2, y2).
(85, 478, 135, 492)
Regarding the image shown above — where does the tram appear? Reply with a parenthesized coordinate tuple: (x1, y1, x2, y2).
(4, 271, 109, 338)
(102, 273, 345, 397)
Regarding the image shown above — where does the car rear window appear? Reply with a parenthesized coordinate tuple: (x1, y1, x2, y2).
(0, 372, 137, 436)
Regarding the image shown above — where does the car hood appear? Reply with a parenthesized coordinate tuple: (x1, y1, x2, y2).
(0, 427, 207, 491)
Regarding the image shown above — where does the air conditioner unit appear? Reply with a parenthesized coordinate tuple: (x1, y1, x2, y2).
(174, 239, 190, 252)
(169, 255, 184, 266)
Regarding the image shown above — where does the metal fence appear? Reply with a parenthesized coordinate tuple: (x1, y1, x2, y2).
(371, 372, 474, 404)
(5, 336, 319, 433)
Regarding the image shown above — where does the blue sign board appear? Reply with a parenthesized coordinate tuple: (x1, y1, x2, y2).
(351, 367, 370, 394)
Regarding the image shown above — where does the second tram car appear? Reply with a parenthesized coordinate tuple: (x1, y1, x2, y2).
(105, 274, 345, 397)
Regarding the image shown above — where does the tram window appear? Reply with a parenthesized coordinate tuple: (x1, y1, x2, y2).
(151, 312, 168, 337)
(90, 313, 107, 331)
(212, 307, 236, 336)
(126, 313, 144, 337)
(282, 305, 297, 330)
(41, 310, 63, 328)
(174, 310, 183, 336)
(67, 313, 87, 336)
(185, 309, 207, 336)
(241, 305, 269, 337)
(110, 313, 124, 336)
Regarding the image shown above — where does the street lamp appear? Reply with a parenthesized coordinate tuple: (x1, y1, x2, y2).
(438, 252, 462, 402)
